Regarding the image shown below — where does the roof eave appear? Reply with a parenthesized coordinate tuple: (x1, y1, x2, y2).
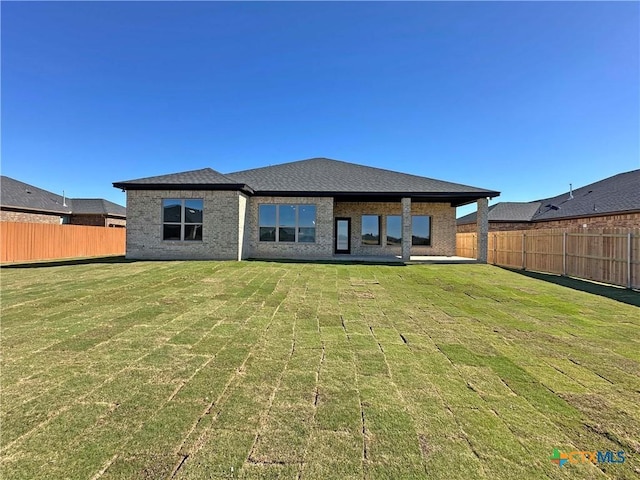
(255, 190, 499, 200)
(111, 182, 499, 204)
(0, 204, 72, 215)
(113, 182, 254, 194)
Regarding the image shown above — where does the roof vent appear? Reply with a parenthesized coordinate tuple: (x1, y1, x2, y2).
(568, 183, 573, 200)
(545, 204, 560, 211)
(62, 190, 67, 207)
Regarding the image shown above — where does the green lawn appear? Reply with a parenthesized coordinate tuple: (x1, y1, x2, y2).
(1, 260, 639, 479)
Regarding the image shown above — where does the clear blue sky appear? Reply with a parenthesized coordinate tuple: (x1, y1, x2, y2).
(2, 1, 638, 216)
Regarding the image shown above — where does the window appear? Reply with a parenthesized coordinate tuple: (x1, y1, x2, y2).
(163, 199, 203, 241)
(279, 205, 296, 242)
(259, 205, 276, 242)
(412, 215, 431, 246)
(361, 215, 380, 245)
(298, 205, 316, 243)
(386, 215, 402, 246)
(258, 204, 316, 243)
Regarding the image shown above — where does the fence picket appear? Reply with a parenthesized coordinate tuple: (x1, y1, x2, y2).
(457, 228, 639, 290)
(1, 222, 126, 263)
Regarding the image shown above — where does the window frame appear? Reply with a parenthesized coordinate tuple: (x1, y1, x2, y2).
(411, 215, 432, 246)
(162, 198, 204, 242)
(361, 214, 381, 246)
(258, 204, 317, 243)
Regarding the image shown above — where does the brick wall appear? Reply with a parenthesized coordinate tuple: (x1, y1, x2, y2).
(457, 211, 640, 233)
(69, 214, 107, 227)
(0, 209, 64, 224)
(334, 201, 456, 256)
(532, 212, 640, 230)
(125, 192, 459, 260)
(125, 189, 243, 260)
(69, 214, 126, 227)
(246, 196, 334, 259)
(106, 217, 127, 228)
(1, 209, 126, 227)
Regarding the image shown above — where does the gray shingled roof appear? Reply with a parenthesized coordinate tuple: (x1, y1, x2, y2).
(114, 158, 499, 205)
(226, 158, 497, 195)
(70, 199, 126, 217)
(457, 202, 542, 225)
(113, 168, 241, 187)
(532, 169, 640, 220)
(1, 176, 72, 214)
(1, 175, 126, 217)
(457, 169, 640, 225)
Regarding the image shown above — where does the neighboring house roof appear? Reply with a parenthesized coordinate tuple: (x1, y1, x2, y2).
(457, 169, 640, 225)
(70, 199, 126, 217)
(533, 169, 640, 221)
(1, 176, 72, 214)
(1, 175, 126, 217)
(457, 202, 542, 225)
(114, 158, 499, 207)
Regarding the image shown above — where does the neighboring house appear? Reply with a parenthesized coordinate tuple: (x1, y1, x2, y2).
(457, 169, 640, 232)
(67, 199, 127, 227)
(1, 176, 126, 227)
(113, 157, 499, 261)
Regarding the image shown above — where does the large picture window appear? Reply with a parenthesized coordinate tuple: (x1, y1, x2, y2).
(259, 204, 316, 243)
(163, 199, 203, 241)
(386, 215, 402, 246)
(361, 215, 380, 245)
(412, 215, 431, 246)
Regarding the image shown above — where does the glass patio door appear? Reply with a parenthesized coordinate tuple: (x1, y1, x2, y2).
(335, 218, 350, 254)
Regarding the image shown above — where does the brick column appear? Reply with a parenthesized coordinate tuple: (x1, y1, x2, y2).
(476, 197, 489, 263)
(401, 197, 412, 261)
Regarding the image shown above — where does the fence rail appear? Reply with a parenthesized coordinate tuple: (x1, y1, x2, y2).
(1, 222, 126, 263)
(456, 228, 640, 290)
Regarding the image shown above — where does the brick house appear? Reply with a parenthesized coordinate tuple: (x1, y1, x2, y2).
(1, 176, 126, 227)
(457, 169, 640, 232)
(113, 158, 498, 261)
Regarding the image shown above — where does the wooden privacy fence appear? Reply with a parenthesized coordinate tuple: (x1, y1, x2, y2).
(457, 228, 640, 290)
(1, 222, 126, 263)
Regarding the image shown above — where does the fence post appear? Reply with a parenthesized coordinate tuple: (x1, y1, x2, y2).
(522, 233, 526, 270)
(474, 233, 477, 259)
(562, 232, 567, 276)
(628, 232, 632, 289)
(493, 233, 497, 265)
